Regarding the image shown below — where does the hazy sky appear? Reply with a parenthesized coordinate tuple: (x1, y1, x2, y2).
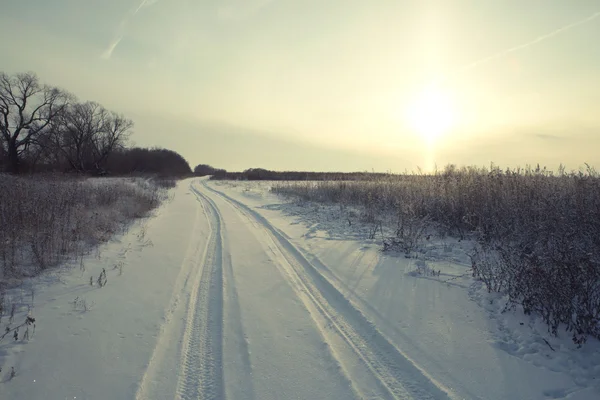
(2, 0, 599, 171)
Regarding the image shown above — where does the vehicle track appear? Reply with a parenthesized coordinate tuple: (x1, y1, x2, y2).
(173, 186, 224, 400)
(136, 185, 212, 400)
(192, 185, 256, 400)
(198, 180, 455, 400)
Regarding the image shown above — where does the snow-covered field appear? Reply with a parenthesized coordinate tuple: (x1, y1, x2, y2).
(1, 178, 598, 399)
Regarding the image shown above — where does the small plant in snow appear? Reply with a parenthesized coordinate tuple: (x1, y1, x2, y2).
(0, 366, 17, 380)
(9, 303, 16, 324)
(469, 242, 507, 293)
(79, 257, 86, 273)
(367, 221, 383, 240)
(0, 289, 4, 324)
(113, 261, 125, 275)
(383, 209, 429, 254)
(96, 268, 107, 287)
(0, 314, 36, 343)
(409, 260, 440, 277)
(72, 296, 93, 312)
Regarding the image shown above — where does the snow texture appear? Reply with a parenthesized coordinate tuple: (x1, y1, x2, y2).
(1, 178, 598, 400)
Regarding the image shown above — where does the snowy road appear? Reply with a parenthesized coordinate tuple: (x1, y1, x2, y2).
(139, 180, 452, 399)
(1, 178, 597, 400)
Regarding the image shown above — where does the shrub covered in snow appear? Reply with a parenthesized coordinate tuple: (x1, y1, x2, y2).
(0, 175, 170, 282)
(272, 164, 600, 343)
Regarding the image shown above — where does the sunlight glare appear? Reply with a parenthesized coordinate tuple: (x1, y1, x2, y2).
(405, 85, 456, 143)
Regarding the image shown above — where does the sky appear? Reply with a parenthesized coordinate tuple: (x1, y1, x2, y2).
(1, 0, 599, 172)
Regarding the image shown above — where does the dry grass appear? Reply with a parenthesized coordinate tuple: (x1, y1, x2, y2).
(0, 175, 170, 283)
(272, 164, 600, 343)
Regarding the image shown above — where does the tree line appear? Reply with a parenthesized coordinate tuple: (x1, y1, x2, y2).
(194, 165, 393, 181)
(0, 71, 191, 176)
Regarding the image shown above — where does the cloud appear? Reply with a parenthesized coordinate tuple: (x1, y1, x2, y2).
(102, 0, 159, 59)
(534, 133, 563, 140)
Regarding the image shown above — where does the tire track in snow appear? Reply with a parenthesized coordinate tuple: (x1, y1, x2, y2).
(192, 184, 256, 400)
(136, 184, 210, 400)
(174, 186, 224, 400)
(199, 180, 456, 400)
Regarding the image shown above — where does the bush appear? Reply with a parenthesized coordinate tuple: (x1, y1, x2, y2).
(272, 164, 600, 343)
(0, 175, 170, 282)
(152, 177, 177, 189)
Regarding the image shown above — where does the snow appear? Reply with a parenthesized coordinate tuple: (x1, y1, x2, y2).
(1, 178, 598, 400)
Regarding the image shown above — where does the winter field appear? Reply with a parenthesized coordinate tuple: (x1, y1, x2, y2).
(0, 177, 599, 399)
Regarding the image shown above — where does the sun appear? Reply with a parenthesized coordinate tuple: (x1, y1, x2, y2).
(405, 85, 456, 143)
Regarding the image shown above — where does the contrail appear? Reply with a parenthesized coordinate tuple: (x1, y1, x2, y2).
(101, 36, 123, 60)
(134, 0, 151, 14)
(438, 11, 600, 82)
(102, 0, 157, 59)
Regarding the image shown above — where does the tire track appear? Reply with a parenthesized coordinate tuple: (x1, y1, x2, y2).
(192, 184, 256, 400)
(174, 186, 224, 400)
(136, 184, 210, 400)
(199, 180, 455, 400)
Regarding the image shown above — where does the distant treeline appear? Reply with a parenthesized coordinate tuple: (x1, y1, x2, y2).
(0, 71, 191, 177)
(106, 147, 192, 176)
(194, 165, 392, 181)
(194, 164, 228, 177)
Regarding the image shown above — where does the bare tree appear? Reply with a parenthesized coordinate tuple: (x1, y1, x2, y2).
(51, 101, 105, 172)
(0, 72, 70, 173)
(0, 137, 6, 170)
(20, 130, 57, 172)
(50, 102, 132, 174)
(90, 111, 132, 173)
